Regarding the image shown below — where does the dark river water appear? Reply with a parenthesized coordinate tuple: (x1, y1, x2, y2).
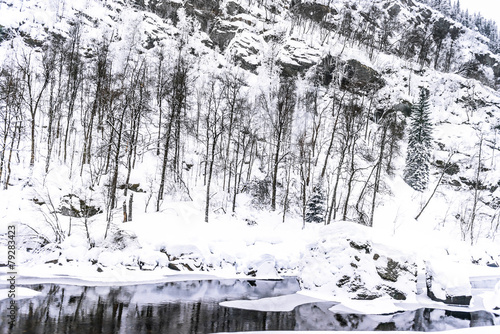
(1, 278, 499, 333)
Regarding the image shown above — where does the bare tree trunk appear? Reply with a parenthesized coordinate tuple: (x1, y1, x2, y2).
(355, 162, 377, 220)
(128, 193, 133, 222)
(326, 144, 347, 224)
(0, 113, 12, 183)
(122, 200, 127, 223)
(205, 138, 217, 223)
(415, 153, 453, 221)
(369, 123, 387, 226)
(469, 136, 483, 245)
(343, 138, 357, 220)
(283, 158, 292, 224)
(4, 122, 19, 190)
(20, 51, 50, 167)
(231, 131, 242, 213)
(45, 58, 64, 173)
(156, 117, 174, 212)
(108, 109, 126, 222)
(271, 133, 282, 211)
(156, 52, 165, 156)
(270, 79, 295, 211)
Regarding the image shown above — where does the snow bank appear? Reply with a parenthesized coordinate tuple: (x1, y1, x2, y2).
(426, 260, 473, 305)
(220, 292, 324, 312)
(0, 287, 41, 301)
(300, 222, 417, 301)
(328, 298, 404, 315)
(475, 280, 500, 312)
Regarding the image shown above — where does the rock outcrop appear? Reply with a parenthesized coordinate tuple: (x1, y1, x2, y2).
(58, 194, 102, 218)
(425, 260, 472, 306)
(300, 222, 417, 300)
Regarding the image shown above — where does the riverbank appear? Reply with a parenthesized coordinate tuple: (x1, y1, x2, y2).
(2, 216, 500, 316)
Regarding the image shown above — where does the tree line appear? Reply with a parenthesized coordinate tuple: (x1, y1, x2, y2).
(421, 0, 499, 52)
(1, 0, 495, 247)
(0, 14, 410, 230)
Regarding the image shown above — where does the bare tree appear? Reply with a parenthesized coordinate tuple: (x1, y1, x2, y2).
(469, 134, 483, 245)
(81, 36, 111, 172)
(263, 77, 296, 211)
(369, 119, 388, 226)
(0, 65, 23, 186)
(156, 53, 189, 211)
(17, 49, 52, 167)
(220, 70, 246, 195)
(62, 24, 83, 164)
(44, 36, 65, 173)
(204, 77, 225, 223)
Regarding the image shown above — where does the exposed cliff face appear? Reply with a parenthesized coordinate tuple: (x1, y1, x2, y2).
(3, 0, 498, 88)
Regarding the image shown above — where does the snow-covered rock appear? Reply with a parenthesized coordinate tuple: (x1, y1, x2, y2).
(426, 259, 472, 305)
(58, 194, 102, 218)
(477, 280, 500, 311)
(300, 222, 417, 300)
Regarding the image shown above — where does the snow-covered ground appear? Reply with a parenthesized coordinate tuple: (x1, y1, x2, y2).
(2, 201, 500, 314)
(1, 135, 500, 326)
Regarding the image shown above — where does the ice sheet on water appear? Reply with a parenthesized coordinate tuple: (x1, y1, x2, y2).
(220, 292, 324, 312)
(329, 298, 404, 315)
(0, 287, 41, 301)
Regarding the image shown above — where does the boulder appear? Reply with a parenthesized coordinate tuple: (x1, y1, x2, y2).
(278, 39, 321, 77)
(317, 55, 384, 92)
(226, 1, 246, 16)
(225, 31, 263, 72)
(342, 59, 385, 91)
(392, 101, 412, 117)
(434, 160, 460, 176)
(300, 222, 417, 300)
(349, 239, 372, 254)
(475, 53, 500, 85)
(377, 258, 402, 282)
(186, 0, 219, 12)
(425, 260, 472, 306)
(58, 194, 102, 218)
(246, 254, 279, 279)
(168, 263, 181, 271)
(291, 2, 337, 24)
(375, 256, 417, 300)
(470, 311, 496, 327)
(387, 4, 401, 18)
(209, 20, 238, 51)
(118, 183, 145, 192)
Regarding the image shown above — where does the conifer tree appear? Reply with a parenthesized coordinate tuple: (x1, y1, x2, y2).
(305, 185, 326, 223)
(404, 88, 433, 192)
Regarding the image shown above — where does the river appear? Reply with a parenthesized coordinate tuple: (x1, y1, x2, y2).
(1, 278, 499, 333)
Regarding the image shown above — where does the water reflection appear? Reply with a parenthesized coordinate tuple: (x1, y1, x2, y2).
(1, 279, 499, 333)
(1, 279, 299, 334)
(294, 302, 499, 331)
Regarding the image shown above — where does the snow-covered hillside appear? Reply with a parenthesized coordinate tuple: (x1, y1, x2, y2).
(1, 0, 500, 310)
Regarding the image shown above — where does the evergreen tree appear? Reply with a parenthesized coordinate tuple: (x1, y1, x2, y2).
(451, 0, 461, 21)
(404, 88, 433, 192)
(305, 184, 326, 223)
